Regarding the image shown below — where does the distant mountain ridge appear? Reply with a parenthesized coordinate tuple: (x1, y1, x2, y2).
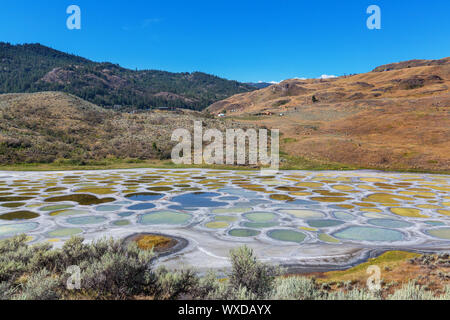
(0, 42, 256, 110)
(246, 82, 274, 89)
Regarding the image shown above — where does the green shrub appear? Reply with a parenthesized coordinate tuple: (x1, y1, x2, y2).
(271, 277, 322, 300)
(153, 267, 198, 300)
(229, 246, 279, 299)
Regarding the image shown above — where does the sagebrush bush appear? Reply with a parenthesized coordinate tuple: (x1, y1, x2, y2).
(1, 236, 449, 300)
(13, 269, 60, 300)
(229, 246, 280, 299)
(388, 281, 449, 300)
(272, 277, 322, 300)
(153, 267, 198, 300)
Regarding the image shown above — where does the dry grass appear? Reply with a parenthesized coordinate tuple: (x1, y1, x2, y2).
(208, 59, 450, 172)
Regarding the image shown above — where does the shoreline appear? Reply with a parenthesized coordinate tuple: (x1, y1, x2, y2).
(0, 162, 449, 175)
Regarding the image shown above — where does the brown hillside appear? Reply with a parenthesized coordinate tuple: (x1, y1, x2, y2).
(0, 92, 247, 164)
(207, 58, 450, 171)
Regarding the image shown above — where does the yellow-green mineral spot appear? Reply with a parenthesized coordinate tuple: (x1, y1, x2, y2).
(75, 187, 116, 195)
(270, 194, 295, 201)
(299, 226, 318, 232)
(363, 193, 412, 204)
(205, 221, 230, 229)
(319, 233, 340, 243)
(296, 182, 323, 188)
(390, 207, 428, 218)
(437, 209, 450, 217)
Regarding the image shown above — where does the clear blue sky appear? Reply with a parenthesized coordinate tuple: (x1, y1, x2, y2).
(0, 0, 449, 82)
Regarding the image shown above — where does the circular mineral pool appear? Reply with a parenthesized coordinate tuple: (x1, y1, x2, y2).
(95, 205, 122, 212)
(66, 216, 107, 225)
(333, 226, 405, 242)
(0, 222, 39, 238)
(125, 192, 164, 201)
(243, 212, 277, 222)
(218, 196, 240, 201)
(368, 219, 412, 229)
(118, 211, 135, 217)
(49, 209, 90, 217)
(241, 221, 279, 229)
(127, 203, 156, 211)
(212, 207, 252, 214)
(47, 228, 83, 237)
(112, 220, 130, 226)
(171, 192, 226, 208)
(426, 228, 450, 240)
(39, 204, 74, 211)
(0, 211, 39, 221)
(424, 221, 446, 226)
(278, 209, 326, 219)
(307, 219, 345, 228)
(229, 228, 260, 237)
(332, 212, 355, 221)
(205, 221, 230, 229)
(267, 229, 306, 243)
(139, 210, 192, 225)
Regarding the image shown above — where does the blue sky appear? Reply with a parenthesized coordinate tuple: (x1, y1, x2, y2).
(0, 0, 449, 82)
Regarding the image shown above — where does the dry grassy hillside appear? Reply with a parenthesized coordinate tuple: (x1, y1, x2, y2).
(208, 58, 450, 172)
(0, 92, 246, 165)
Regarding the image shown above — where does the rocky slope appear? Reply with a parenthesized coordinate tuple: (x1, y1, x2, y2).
(0, 92, 247, 164)
(208, 58, 450, 171)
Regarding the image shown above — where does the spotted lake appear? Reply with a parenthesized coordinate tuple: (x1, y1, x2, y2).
(0, 169, 449, 270)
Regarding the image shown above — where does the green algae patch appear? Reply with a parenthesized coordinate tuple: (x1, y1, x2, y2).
(229, 228, 260, 237)
(1, 202, 25, 208)
(39, 204, 74, 212)
(45, 187, 67, 192)
(0, 196, 34, 202)
(75, 187, 116, 195)
(44, 194, 115, 205)
(147, 186, 173, 192)
(270, 194, 295, 201)
(0, 211, 39, 220)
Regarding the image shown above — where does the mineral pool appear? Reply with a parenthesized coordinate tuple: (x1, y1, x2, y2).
(0, 169, 449, 270)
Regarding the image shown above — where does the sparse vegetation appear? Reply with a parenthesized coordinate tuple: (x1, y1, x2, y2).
(0, 236, 449, 300)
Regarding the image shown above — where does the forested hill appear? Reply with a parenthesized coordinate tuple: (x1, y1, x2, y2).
(0, 42, 255, 110)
